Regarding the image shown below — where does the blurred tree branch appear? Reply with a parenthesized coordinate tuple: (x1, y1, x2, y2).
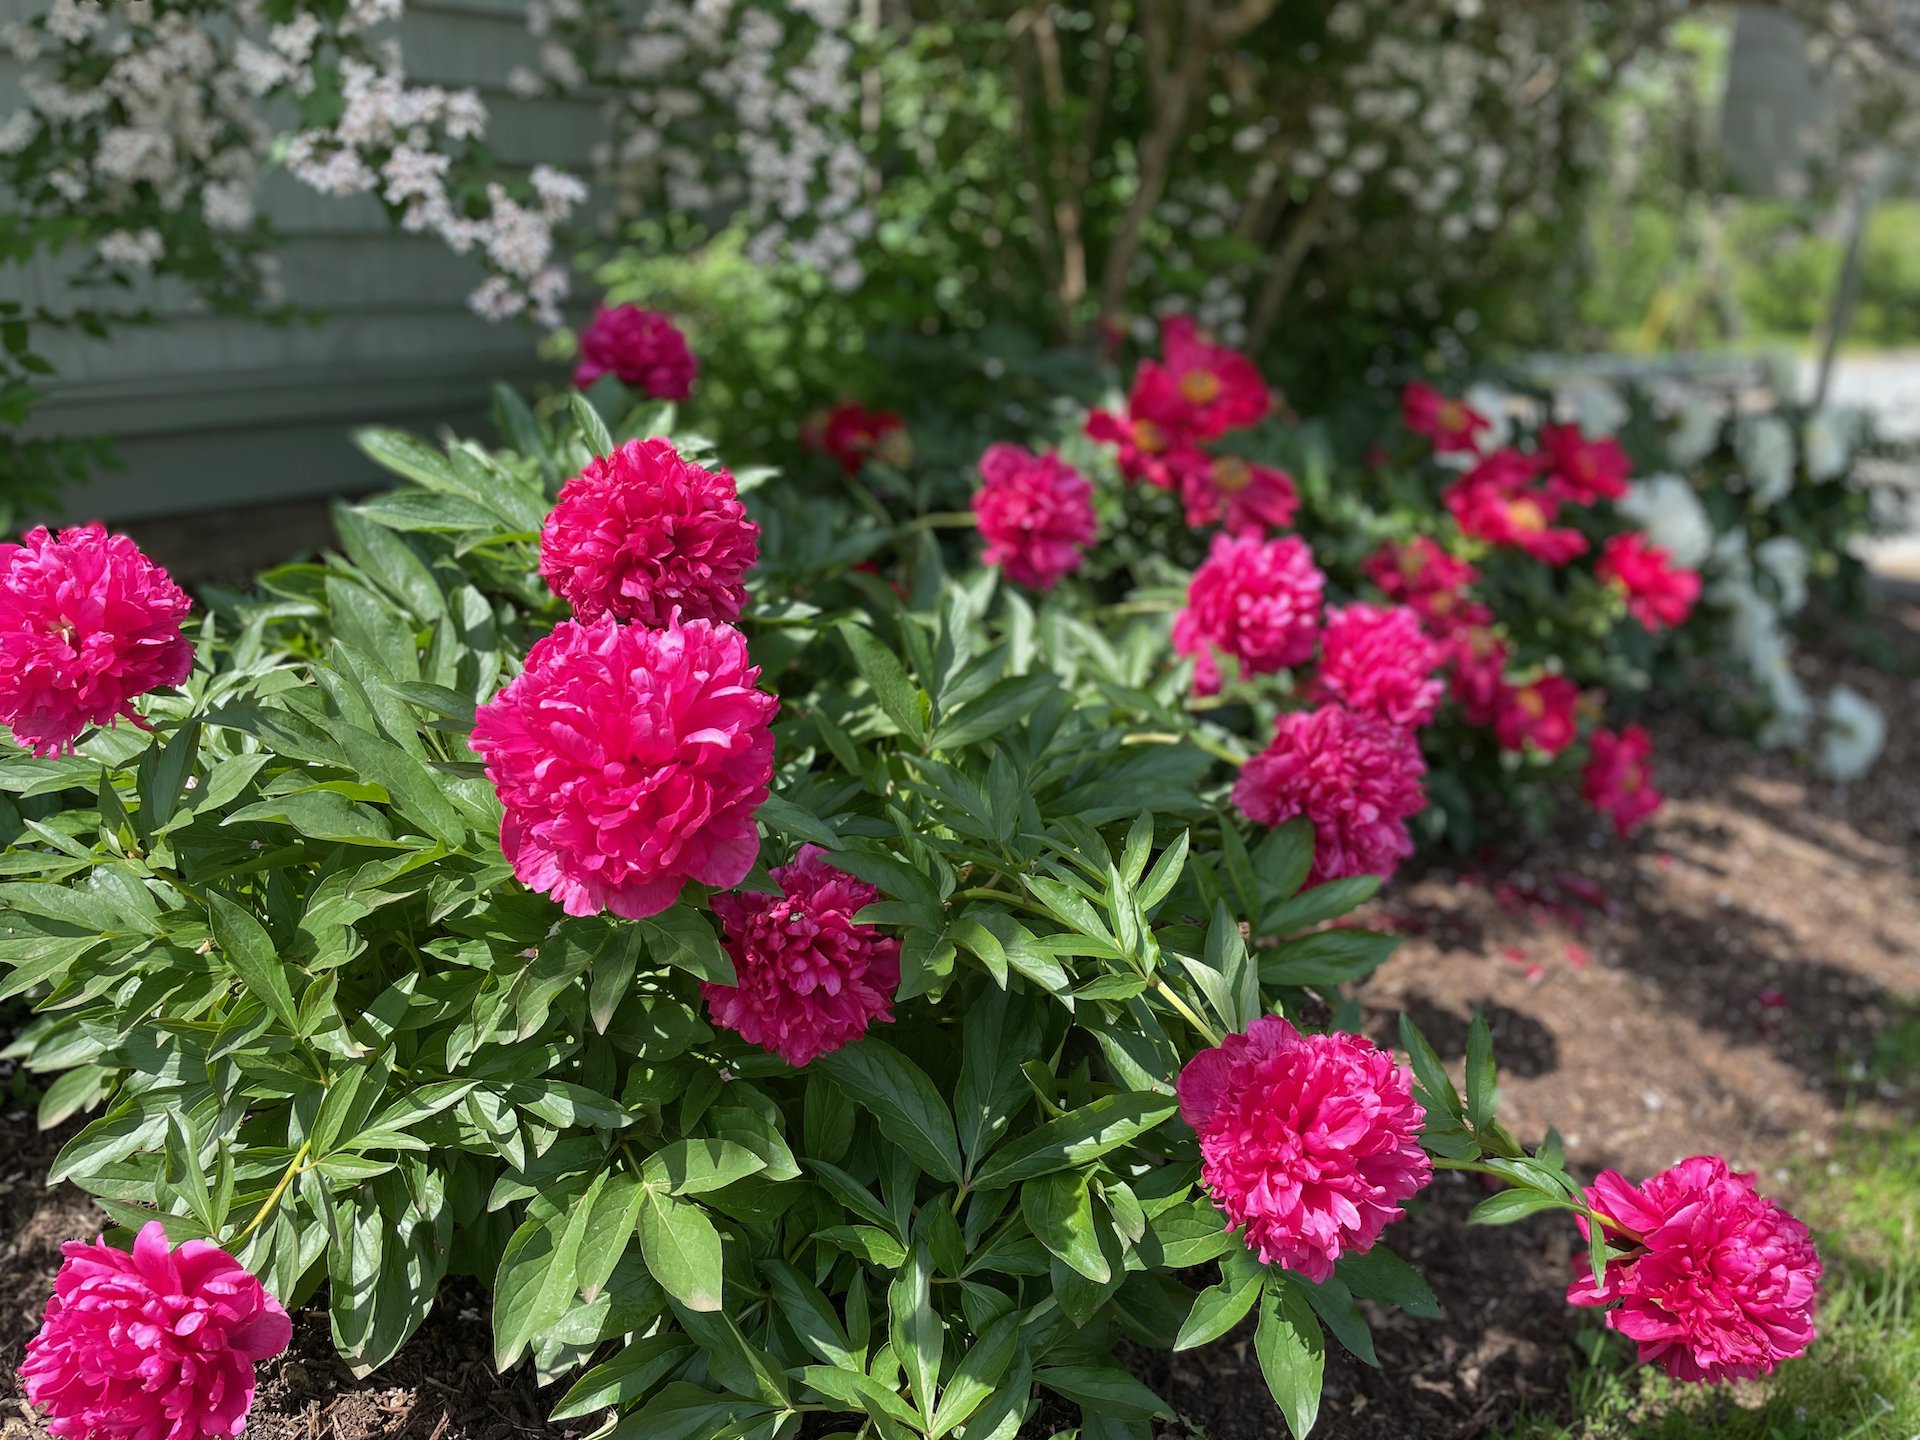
(1097, 0, 1280, 323)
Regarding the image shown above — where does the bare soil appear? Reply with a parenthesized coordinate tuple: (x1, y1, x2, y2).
(3, 607, 1915, 1440)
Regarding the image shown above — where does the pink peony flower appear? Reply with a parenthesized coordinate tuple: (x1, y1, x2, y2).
(573, 303, 697, 399)
(1233, 703, 1428, 884)
(1178, 1015, 1432, 1282)
(971, 443, 1098, 591)
(1568, 1157, 1821, 1384)
(21, 1221, 291, 1440)
(539, 437, 759, 627)
(1151, 316, 1271, 440)
(1174, 452, 1301, 535)
(1084, 407, 1184, 489)
(0, 523, 194, 757)
(1402, 381, 1489, 455)
(1583, 725, 1663, 837)
(1444, 451, 1590, 566)
(1493, 674, 1581, 755)
(1173, 533, 1325, 697)
(1094, 318, 1269, 472)
(805, 402, 911, 475)
(471, 616, 777, 919)
(1362, 537, 1480, 612)
(1365, 538, 1491, 638)
(1417, 589, 1492, 637)
(1317, 603, 1444, 728)
(1539, 422, 1631, 505)
(1596, 533, 1701, 631)
(702, 845, 901, 1066)
(1446, 626, 1509, 726)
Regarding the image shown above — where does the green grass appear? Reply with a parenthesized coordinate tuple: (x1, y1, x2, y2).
(1582, 198, 1920, 355)
(1501, 1125, 1920, 1440)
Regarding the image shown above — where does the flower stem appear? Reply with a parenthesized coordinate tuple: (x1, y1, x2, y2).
(1153, 978, 1223, 1047)
(230, 1139, 310, 1249)
(952, 886, 1051, 918)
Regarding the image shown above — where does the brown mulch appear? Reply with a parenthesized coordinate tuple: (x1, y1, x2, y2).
(238, 1280, 579, 1440)
(2, 607, 1916, 1440)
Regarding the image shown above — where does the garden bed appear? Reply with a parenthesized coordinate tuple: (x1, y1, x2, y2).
(2, 605, 1914, 1440)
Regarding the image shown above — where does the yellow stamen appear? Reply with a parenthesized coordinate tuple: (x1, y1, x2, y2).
(1507, 498, 1547, 533)
(1180, 369, 1222, 406)
(1213, 457, 1252, 492)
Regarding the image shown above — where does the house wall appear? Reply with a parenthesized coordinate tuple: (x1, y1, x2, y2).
(0, 0, 610, 522)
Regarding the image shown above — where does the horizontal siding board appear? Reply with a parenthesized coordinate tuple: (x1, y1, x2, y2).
(33, 349, 553, 440)
(465, 100, 607, 167)
(395, 8, 538, 88)
(45, 398, 505, 523)
(275, 234, 489, 308)
(30, 309, 557, 402)
(412, 0, 552, 21)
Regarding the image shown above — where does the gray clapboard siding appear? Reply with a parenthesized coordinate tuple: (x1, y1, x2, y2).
(0, 0, 620, 522)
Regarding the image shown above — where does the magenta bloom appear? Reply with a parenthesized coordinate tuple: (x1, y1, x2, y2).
(1174, 453, 1301, 536)
(1443, 450, 1590, 567)
(574, 303, 697, 399)
(1172, 533, 1325, 697)
(1446, 626, 1509, 727)
(1540, 422, 1631, 505)
(1597, 533, 1701, 632)
(1569, 1157, 1821, 1384)
(1401, 381, 1489, 455)
(806, 402, 911, 476)
(1084, 407, 1183, 490)
(1153, 315, 1272, 440)
(971, 443, 1098, 591)
(1583, 725, 1663, 837)
(1233, 704, 1427, 885)
(471, 616, 777, 919)
(1492, 674, 1582, 756)
(1363, 536, 1479, 607)
(0, 523, 194, 757)
(21, 1221, 291, 1440)
(539, 437, 759, 627)
(703, 845, 901, 1067)
(1178, 1016, 1431, 1283)
(1317, 603, 1444, 728)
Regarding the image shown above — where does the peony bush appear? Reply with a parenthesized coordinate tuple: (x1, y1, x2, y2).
(2, 337, 1828, 1436)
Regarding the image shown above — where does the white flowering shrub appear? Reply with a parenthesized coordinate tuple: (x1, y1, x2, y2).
(523, 0, 873, 290)
(0, 0, 587, 517)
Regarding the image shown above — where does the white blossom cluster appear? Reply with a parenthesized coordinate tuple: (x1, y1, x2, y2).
(1122, 0, 1620, 334)
(525, 0, 874, 292)
(8, 0, 587, 326)
(7, 4, 272, 273)
(1150, 183, 1250, 341)
(1299, 3, 1574, 258)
